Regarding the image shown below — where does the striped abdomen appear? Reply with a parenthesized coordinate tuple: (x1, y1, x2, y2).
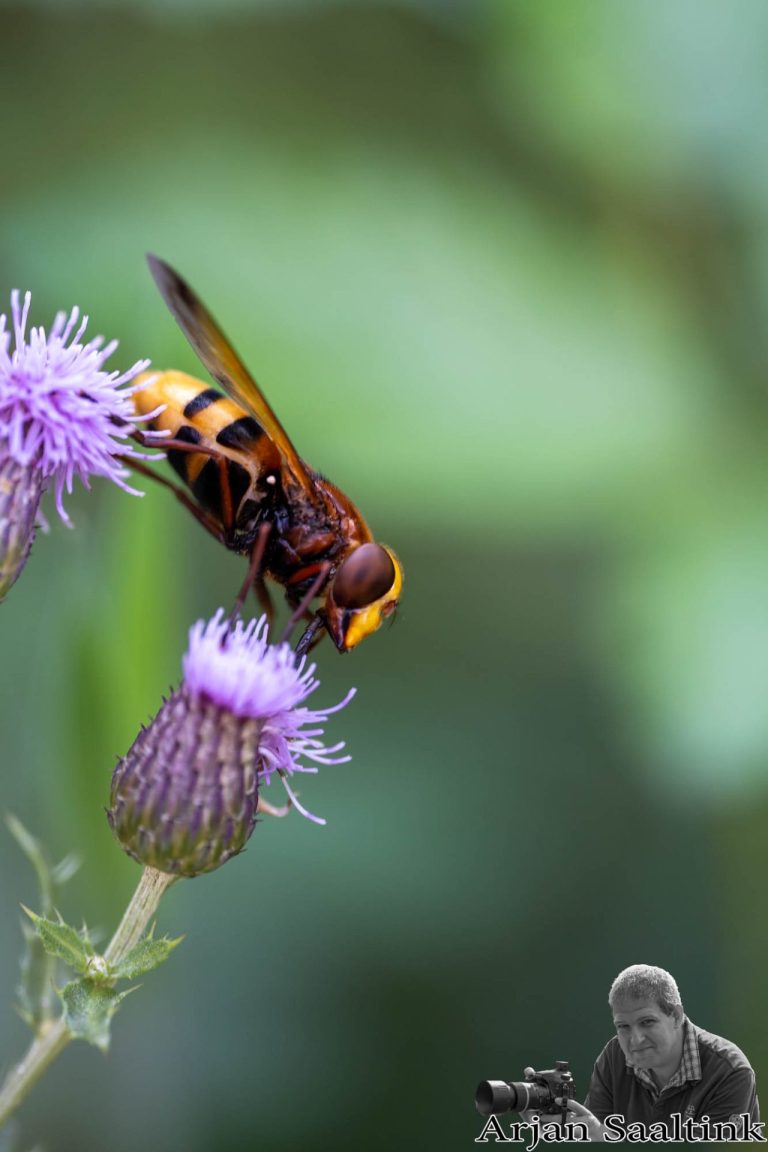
(132, 370, 282, 538)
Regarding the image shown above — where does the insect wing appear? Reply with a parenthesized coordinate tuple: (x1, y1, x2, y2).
(147, 254, 312, 488)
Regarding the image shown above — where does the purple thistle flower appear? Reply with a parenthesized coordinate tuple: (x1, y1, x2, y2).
(108, 611, 356, 878)
(0, 290, 152, 598)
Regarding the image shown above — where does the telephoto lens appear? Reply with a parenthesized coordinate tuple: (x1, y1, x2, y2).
(475, 1064, 574, 1117)
(475, 1079, 552, 1116)
(476, 1081, 514, 1116)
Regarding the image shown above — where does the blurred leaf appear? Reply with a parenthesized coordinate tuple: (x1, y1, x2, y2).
(8, 816, 82, 1034)
(7, 815, 54, 913)
(59, 979, 136, 1053)
(14, 917, 50, 1036)
(51, 853, 82, 887)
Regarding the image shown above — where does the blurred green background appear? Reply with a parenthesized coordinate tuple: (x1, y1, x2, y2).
(1, 0, 768, 1148)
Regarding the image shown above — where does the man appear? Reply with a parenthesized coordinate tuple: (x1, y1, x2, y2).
(563, 965, 762, 1142)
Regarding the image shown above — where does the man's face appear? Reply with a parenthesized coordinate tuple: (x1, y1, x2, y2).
(612, 996, 683, 1073)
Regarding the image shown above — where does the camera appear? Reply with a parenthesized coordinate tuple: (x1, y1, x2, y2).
(475, 1061, 576, 1118)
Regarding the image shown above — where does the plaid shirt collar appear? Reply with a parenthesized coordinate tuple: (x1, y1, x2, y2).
(627, 1018, 701, 1099)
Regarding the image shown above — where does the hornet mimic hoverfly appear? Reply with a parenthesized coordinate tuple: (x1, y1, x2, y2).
(132, 256, 402, 656)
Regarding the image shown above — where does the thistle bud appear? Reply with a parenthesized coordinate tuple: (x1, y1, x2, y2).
(108, 611, 356, 878)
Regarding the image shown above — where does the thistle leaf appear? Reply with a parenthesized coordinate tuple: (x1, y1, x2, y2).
(22, 908, 94, 974)
(110, 935, 184, 981)
(59, 979, 136, 1052)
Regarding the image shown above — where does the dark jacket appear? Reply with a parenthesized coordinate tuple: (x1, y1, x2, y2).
(585, 1021, 761, 1137)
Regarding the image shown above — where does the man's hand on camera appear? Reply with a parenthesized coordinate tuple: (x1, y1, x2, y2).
(556, 1100, 604, 1142)
(518, 1102, 604, 1142)
(518, 1108, 567, 1128)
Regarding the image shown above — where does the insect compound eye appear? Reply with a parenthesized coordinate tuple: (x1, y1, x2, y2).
(331, 544, 396, 609)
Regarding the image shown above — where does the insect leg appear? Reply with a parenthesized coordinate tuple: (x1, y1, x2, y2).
(294, 614, 326, 658)
(136, 430, 236, 533)
(229, 522, 272, 623)
(132, 430, 221, 460)
(126, 457, 226, 544)
(126, 432, 230, 539)
(280, 563, 330, 646)
(253, 574, 276, 625)
(217, 455, 235, 534)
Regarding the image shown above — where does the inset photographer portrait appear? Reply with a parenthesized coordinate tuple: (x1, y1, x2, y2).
(476, 964, 763, 1142)
(585, 964, 761, 1140)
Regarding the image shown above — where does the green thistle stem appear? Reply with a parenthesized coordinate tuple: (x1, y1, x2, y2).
(0, 1016, 70, 1131)
(104, 866, 177, 964)
(0, 866, 177, 1131)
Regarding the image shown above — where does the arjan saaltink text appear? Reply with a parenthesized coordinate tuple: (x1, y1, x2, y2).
(475, 1111, 765, 1147)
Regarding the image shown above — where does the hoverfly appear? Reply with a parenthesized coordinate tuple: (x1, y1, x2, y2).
(133, 256, 402, 655)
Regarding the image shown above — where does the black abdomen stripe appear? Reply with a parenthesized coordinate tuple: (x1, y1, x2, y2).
(167, 424, 201, 481)
(183, 388, 223, 418)
(192, 457, 251, 523)
(216, 416, 265, 450)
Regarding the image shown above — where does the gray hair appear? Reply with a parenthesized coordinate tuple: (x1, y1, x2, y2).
(609, 965, 684, 1023)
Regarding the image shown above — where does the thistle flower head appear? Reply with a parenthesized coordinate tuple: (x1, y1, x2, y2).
(108, 611, 356, 878)
(0, 290, 151, 523)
